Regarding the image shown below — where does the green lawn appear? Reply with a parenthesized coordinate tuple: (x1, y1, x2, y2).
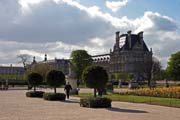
(75, 93, 180, 108)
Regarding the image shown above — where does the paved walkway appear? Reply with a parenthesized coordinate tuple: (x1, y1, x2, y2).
(0, 90, 180, 120)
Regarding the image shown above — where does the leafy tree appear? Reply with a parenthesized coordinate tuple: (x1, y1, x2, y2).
(127, 74, 134, 81)
(46, 70, 65, 93)
(27, 73, 43, 92)
(110, 74, 116, 80)
(153, 69, 169, 80)
(167, 51, 180, 81)
(82, 65, 108, 97)
(70, 50, 93, 84)
(116, 73, 128, 80)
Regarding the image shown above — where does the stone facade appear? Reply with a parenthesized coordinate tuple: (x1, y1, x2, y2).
(30, 55, 70, 75)
(0, 65, 24, 76)
(92, 31, 152, 81)
(29, 31, 152, 81)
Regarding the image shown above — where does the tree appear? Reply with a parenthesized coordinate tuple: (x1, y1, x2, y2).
(116, 73, 128, 80)
(26, 63, 54, 81)
(70, 50, 93, 84)
(17, 54, 31, 70)
(110, 74, 116, 80)
(27, 73, 43, 92)
(127, 74, 134, 81)
(151, 57, 161, 80)
(46, 70, 65, 93)
(82, 65, 108, 97)
(167, 51, 180, 81)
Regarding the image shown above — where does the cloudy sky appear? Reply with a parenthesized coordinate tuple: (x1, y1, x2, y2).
(0, 0, 179, 68)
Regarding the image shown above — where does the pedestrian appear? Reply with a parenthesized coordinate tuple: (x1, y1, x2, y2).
(64, 82, 72, 99)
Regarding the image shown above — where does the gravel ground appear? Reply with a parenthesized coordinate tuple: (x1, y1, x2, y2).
(0, 89, 180, 120)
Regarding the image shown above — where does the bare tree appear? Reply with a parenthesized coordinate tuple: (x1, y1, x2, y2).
(151, 57, 161, 80)
(17, 54, 31, 70)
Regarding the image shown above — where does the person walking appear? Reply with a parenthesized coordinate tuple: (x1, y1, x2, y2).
(64, 82, 72, 99)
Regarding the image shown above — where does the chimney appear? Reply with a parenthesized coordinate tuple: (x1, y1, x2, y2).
(150, 48, 153, 53)
(138, 31, 143, 44)
(115, 31, 120, 44)
(127, 30, 132, 48)
(113, 31, 120, 51)
(33, 56, 36, 63)
(44, 54, 47, 61)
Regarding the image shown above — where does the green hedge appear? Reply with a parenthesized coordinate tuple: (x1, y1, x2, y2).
(26, 91, 44, 98)
(43, 93, 66, 101)
(80, 97, 112, 108)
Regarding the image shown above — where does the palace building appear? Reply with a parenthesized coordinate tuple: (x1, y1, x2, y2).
(30, 30, 152, 81)
(92, 31, 152, 81)
(29, 54, 70, 75)
(0, 65, 24, 76)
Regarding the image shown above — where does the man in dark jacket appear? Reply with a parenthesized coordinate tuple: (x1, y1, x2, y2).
(64, 82, 72, 99)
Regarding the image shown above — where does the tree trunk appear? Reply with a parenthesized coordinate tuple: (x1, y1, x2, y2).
(94, 88, 97, 97)
(54, 87, 56, 94)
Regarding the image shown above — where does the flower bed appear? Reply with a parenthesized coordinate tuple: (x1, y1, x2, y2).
(122, 87, 180, 99)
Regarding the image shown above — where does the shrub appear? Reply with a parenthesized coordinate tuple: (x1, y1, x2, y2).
(80, 97, 111, 108)
(43, 93, 66, 101)
(26, 91, 44, 98)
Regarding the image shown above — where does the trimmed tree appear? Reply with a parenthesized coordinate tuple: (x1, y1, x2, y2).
(46, 70, 65, 93)
(26, 63, 55, 81)
(27, 72, 43, 91)
(82, 65, 108, 97)
(70, 50, 93, 85)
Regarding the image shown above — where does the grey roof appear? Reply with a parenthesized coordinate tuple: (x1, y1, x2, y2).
(120, 34, 149, 51)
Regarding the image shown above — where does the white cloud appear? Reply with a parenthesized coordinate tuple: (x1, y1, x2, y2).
(90, 38, 105, 47)
(133, 11, 178, 33)
(106, 0, 129, 12)
(19, 0, 46, 14)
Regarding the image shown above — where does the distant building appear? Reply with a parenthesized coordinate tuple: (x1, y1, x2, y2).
(30, 54, 70, 75)
(0, 65, 25, 76)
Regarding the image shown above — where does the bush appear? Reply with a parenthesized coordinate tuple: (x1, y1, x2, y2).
(26, 91, 44, 98)
(43, 93, 66, 101)
(80, 97, 111, 108)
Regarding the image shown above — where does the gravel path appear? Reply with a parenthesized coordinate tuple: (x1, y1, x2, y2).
(0, 90, 180, 120)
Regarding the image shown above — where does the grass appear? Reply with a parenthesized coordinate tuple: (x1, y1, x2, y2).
(75, 93, 180, 108)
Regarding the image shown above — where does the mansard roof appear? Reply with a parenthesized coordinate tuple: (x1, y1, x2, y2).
(120, 34, 149, 51)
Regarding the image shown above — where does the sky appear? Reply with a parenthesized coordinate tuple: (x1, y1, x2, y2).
(0, 0, 179, 68)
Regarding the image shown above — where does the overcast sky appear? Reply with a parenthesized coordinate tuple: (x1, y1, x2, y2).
(0, 0, 179, 68)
